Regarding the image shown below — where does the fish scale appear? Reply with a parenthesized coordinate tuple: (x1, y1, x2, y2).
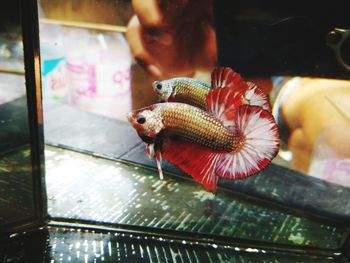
(172, 79, 209, 110)
(160, 103, 237, 152)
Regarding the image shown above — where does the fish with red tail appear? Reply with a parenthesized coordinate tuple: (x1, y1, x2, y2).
(128, 85, 280, 192)
(153, 67, 271, 112)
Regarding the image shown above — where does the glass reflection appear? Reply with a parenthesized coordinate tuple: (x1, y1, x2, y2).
(45, 146, 347, 250)
(0, 1, 34, 225)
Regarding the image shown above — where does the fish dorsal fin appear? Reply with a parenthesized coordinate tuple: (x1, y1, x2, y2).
(211, 67, 246, 90)
(206, 87, 244, 126)
(162, 140, 222, 192)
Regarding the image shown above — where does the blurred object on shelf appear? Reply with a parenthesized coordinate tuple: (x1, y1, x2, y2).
(0, 3, 25, 104)
(0, 26, 24, 73)
(39, 24, 132, 120)
(39, 0, 133, 27)
(38, 0, 133, 121)
(40, 22, 68, 101)
(65, 28, 132, 120)
(40, 18, 126, 33)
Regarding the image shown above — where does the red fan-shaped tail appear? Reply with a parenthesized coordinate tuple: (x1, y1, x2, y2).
(206, 86, 279, 181)
(215, 105, 280, 180)
(244, 82, 272, 112)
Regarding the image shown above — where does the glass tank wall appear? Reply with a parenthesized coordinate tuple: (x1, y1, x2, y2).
(32, 0, 350, 261)
(0, 1, 35, 229)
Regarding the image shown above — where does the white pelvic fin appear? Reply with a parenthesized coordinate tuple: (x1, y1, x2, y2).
(146, 143, 155, 160)
(155, 151, 164, 180)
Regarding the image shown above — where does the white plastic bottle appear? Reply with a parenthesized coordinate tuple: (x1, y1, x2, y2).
(65, 28, 132, 121)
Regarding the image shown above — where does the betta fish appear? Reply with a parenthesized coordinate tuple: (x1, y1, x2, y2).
(128, 84, 279, 192)
(153, 67, 271, 112)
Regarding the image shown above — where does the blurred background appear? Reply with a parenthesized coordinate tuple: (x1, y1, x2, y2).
(38, 0, 136, 120)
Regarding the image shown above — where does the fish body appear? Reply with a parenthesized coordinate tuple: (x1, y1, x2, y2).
(130, 103, 238, 152)
(128, 83, 279, 192)
(153, 67, 272, 112)
(153, 78, 210, 109)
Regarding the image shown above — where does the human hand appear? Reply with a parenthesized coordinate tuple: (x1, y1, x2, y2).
(282, 78, 350, 172)
(126, 0, 217, 79)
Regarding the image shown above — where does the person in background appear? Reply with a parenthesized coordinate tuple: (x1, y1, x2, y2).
(126, 0, 350, 181)
(126, 0, 216, 79)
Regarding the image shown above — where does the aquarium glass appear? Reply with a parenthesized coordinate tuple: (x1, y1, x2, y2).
(37, 0, 350, 255)
(0, 1, 36, 228)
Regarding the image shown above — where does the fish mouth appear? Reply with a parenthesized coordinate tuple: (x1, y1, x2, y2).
(154, 88, 163, 97)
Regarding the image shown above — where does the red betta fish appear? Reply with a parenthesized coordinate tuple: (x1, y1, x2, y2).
(128, 87, 279, 192)
(153, 67, 272, 112)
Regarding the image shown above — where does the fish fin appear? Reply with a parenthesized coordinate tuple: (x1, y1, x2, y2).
(146, 143, 155, 160)
(244, 82, 272, 112)
(206, 87, 244, 126)
(211, 67, 247, 90)
(211, 68, 271, 112)
(216, 105, 280, 179)
(155, 150, 164, 180)
(162, 140, 222, 192)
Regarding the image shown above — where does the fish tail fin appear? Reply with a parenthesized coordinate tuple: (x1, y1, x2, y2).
(244, 82, 272, 112)
(206, 85, 279, 180)
(216, 105, 280, 179)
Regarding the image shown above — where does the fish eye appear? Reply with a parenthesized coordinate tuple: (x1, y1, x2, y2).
(156, 82, 162, 90)
(136, 116, 146, 124)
